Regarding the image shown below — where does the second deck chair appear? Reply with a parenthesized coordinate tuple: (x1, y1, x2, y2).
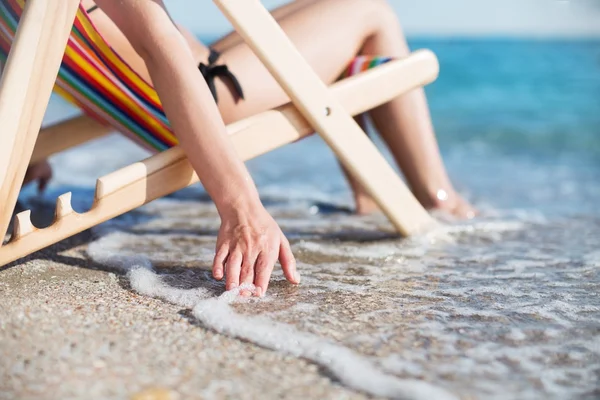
(0, 0, 438, 267)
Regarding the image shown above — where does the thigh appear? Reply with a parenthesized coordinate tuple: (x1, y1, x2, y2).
(212, 0, 321, 52)
(214, 0, 375, 124)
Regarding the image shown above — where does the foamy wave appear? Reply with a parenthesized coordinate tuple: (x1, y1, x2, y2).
(84, 206, 600, 400)
(193, 292, 456, 400)
(87, 232, 456, 400)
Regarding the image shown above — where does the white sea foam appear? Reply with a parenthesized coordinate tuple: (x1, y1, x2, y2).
(88, 232, 456, 400)
(83, 191, 600, 400)
(193, 292, 456, 400)
(130, 268, 210, 308)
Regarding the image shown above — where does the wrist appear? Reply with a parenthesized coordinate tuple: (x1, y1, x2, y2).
(214, 187, 263, 220)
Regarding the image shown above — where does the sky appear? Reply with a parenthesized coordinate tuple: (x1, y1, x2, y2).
(164, 0, 600, 38)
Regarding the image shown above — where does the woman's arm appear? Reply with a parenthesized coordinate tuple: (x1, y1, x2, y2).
(94, 0, 299, 296)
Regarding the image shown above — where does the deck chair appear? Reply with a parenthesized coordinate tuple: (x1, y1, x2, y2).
(0, 0, 438, 267)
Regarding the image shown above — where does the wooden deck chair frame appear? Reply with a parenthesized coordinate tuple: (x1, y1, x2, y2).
(0, 0, 437, 267)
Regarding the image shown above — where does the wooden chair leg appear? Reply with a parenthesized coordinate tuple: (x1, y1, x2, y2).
(0, 0, 80, 241)
(213, 0, 436, 236)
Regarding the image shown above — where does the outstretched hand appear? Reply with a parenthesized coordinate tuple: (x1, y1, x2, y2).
(213, 204, 299, 297)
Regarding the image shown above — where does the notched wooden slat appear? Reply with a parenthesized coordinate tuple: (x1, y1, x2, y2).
(12, 210, 35, 241)
(54, 192, 74, 221)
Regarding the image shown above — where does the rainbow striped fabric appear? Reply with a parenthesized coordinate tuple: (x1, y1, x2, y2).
(0, 0, 393, 152)
(342, 55, 393, 78)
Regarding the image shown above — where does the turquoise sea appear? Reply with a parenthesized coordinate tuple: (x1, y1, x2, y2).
(26, 39, 600, 399)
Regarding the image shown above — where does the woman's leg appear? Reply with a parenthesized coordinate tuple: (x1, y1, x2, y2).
(213, 0, 475, 217)
(357, 3, 475, 218)
(84, 0, 474, 217)
(213, 0, 320, 52)
(342, 116, 380, 214)
(212, 0, 370, 122)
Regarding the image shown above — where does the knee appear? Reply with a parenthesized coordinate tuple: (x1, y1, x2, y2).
(344, 0, 398, 33)
(367, 0, 403, 33)
(353, 0, 409, 55)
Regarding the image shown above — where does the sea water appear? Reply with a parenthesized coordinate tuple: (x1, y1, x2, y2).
(24, 39, 600, 399)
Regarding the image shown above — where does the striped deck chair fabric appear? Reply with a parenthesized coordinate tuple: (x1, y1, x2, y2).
(0, 0, 393, 153)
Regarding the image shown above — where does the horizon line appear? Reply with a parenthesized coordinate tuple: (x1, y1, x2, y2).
(195, 32, 600, 41)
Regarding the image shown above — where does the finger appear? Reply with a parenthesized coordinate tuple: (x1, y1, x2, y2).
(239, 252, 258, 297)
(38, 177, 49, 194)
(254, 249, 277, 297)
(279, 234, 299, 284)
(225, 250, 243, 291)
(212, 245, 229, 280)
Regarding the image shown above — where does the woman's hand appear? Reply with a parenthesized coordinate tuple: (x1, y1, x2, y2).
(24, 160, 52, 194)
(213, 202, 299, 297)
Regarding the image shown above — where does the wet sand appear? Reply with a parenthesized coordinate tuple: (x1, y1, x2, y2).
(0, 236, 370, 400)
(2, 197, 600, 400)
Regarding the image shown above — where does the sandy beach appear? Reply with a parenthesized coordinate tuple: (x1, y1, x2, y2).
(0, 234, 371, 400)
(2, 193, 599, 400)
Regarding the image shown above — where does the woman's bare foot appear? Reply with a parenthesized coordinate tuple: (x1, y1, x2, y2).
(23, 160, 52, 193)
(353, 187, 477, 219)
(417, 188, 477, 219)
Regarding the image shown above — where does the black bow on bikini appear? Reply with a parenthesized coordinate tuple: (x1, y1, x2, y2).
(198, 49, 244, 103)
